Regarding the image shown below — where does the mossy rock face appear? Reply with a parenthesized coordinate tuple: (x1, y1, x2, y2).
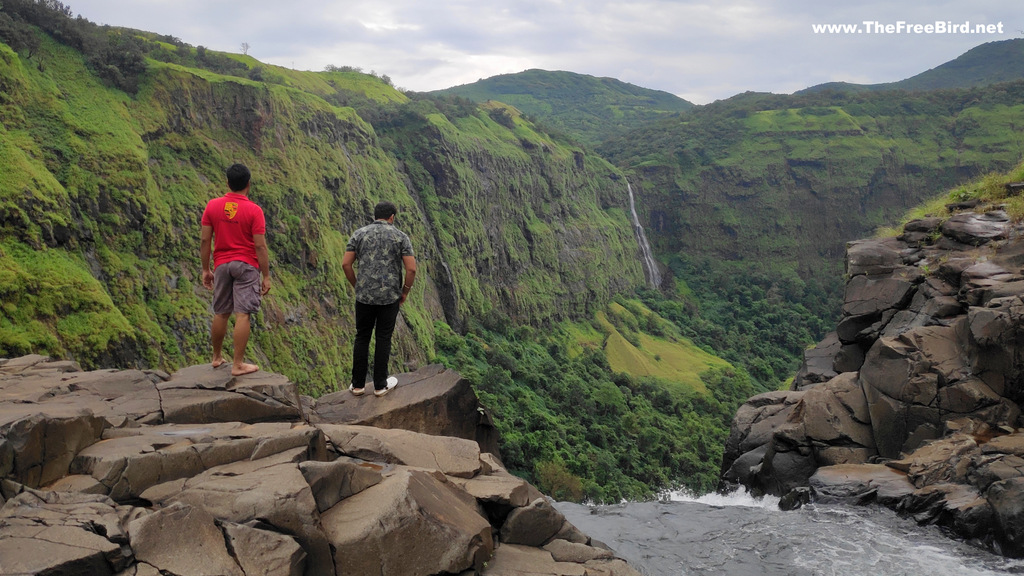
(0, 31, 643, 395)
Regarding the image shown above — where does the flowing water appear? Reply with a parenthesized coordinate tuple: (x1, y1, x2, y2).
(626, 182, 662, 288)
(555, 491, 1024, 576)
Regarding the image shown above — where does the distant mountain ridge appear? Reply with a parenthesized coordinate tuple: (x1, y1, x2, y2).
(432, 69, 694, 147)
(799, 38, 1024, 94)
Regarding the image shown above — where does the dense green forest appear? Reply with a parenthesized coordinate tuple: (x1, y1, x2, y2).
(433, 297, 757, 500)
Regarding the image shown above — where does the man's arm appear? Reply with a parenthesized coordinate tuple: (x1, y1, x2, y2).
(399, 255, 417, 305)
(201, 225, 215, 289)
(254, 233, 271, 295)
(342, 251, 357, 288)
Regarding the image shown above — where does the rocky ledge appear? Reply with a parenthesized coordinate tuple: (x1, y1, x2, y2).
(0, 357, 640, 576)
(721, 207, 1024, 556)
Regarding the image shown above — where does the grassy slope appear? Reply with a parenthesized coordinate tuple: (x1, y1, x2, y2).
(434, 69, 694, 147)
(0, 33, 648, 396)
(801, 38, 1024, 94)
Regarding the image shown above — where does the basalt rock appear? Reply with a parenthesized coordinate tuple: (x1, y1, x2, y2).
(0, 357, 638, 575)
(723, 211, 1024, 557)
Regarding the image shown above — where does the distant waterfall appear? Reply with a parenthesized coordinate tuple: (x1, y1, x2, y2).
(626, 182, 662, 288)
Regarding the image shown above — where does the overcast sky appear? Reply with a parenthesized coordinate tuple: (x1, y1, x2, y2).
(68, 0, 1022, 105)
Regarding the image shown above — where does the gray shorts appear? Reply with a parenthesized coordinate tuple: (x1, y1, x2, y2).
(212, 261, 262, 315)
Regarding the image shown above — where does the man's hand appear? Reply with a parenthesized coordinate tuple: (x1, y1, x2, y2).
(203, 269, 214, 290)
(261, 276, 272, 295)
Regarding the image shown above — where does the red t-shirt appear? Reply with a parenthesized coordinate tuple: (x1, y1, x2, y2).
(201, 192, 266, 269)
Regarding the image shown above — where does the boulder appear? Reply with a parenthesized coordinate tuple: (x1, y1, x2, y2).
(886, 433, 980, 488)
(941, 211, 1010, 246)
(72, 422, 325, 500)
(846, 238, 903, 276)
(0, 490, 136, 575)
(900, 483, 994, 538)
(0, 358, 644, 575)
(809, 463, 915, 505)
(318, 424, 482, 478)
(988, 477, 1024, 556)
(158, 364, 303, 424)
(970, 454, 1024, 492)
(501, 497, 568, 546)
(308, 364, 501, 455)
(842, 275, 915, 317)
(298, 457, 384, 512)
(128, 502, 245, 576)
(450, 469, 543, 510)
(792, 332, 840, 388)
(223, 521, 307, 576)
(483, 544, 587, 576)
(322, 468, 493, 576)
(543, 539, 614, 563)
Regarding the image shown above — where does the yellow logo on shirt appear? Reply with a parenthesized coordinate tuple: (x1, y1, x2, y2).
(224, 202, 238, 220)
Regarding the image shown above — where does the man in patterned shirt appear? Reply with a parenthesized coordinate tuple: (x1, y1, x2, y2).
(342, 201, 417, 397)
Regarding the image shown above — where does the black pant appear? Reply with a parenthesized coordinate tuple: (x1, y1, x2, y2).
(351, 300, 401, 390)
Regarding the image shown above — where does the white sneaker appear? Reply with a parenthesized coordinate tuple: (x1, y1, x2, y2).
(374, 376, 398, 397)
(349, 383, 365, 396)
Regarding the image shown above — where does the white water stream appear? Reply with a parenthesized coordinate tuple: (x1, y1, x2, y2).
(556, 491, 1024, 576)
(626, 182, 662, 288)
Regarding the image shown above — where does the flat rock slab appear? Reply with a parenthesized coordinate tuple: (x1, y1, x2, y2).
(809, 464, 915, 505)
(159, 364, 302, 424)
(0, 490, 136, 575)
(450, 470, 543, 509)
(72, 422, 324, 500)
(308, 364, 499, 453)
(319, 423, 482, 478)
(482, 544, 587, 576)
(941, 211, 1010, 246)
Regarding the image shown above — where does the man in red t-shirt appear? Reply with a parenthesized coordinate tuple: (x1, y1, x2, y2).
(200, 164, 271, 375)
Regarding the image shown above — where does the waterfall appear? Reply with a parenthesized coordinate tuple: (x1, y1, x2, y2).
(627, 182, 662, 288)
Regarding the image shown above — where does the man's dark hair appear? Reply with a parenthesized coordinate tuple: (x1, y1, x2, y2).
(374, 201, 398, 220)
(226, 164, 251, 192)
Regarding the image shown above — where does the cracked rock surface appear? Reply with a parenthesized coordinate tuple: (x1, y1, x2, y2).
(722, 209, 1024, 556)
(1, 359, 640, 575)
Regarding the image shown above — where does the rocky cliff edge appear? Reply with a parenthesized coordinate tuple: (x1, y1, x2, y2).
(0, 356, 640, 576)
(721, 204, 1024, 556)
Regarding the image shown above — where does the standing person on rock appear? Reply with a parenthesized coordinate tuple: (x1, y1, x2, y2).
(200, 163, 272, 376)
(342, 201, 416, 397)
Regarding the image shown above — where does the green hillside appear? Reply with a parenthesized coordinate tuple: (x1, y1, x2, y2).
(596, 83, 1024, 383)
(0, 0, 750, 502)
(801, 38, 1024, 94)
(433, 69, 694, 147)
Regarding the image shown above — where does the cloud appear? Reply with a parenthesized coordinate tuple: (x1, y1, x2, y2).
(69, 0, 1024, 103)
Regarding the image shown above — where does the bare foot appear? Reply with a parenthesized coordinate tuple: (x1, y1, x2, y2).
(231, 363, 259, 376)
(212, 356, 226, 368)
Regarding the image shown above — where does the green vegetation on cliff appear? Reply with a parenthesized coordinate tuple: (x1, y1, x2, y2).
(0, 3, 644, 395)
(3, 2, 741, 500)
(594, 83, 1024, 386)
(434, 299, 755, 502)
(801, 39, 1024, 94)
(434, 69, 694, 148)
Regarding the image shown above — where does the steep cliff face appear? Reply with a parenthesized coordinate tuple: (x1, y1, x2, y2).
(720, 185, 1024, 555)
(0, 35, 644, 394)
(623, 88, 1024, 279)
